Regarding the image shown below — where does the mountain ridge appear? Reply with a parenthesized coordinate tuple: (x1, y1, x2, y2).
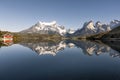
(20, 21, 66, 36)
(18, 20, 120, 38)
(73, 20, 120, 36)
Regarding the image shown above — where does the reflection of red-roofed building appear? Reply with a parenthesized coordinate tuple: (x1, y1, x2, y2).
(2, 33, 13, 46)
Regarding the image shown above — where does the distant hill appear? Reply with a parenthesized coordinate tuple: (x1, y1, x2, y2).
(102, 26, 120, 40)
(85, 26, 120, 40)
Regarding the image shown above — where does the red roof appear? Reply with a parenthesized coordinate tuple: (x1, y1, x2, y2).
(3, 33, 13, 38)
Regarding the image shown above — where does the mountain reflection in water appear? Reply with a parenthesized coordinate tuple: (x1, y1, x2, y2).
(3, 40, 118, 58)
(1, 39, 120, 80)
(20, 41, 67, 56)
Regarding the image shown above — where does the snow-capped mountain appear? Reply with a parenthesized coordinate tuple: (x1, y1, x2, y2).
(74, 20, 120, 36)
(110, 20, 120, 29)
(74, 20, 96, 36)
(20, 20, 120, 36)
(67, 28, 75, 34)
(83, 20, 96, 32)
(20, 21, 66, 36)
(95, 21, 111, 33)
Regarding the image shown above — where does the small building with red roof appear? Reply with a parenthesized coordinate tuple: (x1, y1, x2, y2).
(2, 33, 13, 46)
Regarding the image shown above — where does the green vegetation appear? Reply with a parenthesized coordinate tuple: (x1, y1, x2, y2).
(0, 29, 63, 43)
(0, 30, 12, 41)
(0, 30, 1, 36)
(0, 32, 64, 47)
(86, 32, 109, 40)
(12, 33, 63, 43)
(69, 32, 108, 41)
(0, 41, 9, 48)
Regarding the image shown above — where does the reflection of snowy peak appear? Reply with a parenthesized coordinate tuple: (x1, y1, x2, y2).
(70, 41, 109, 55)
(21, 21, 66, 36)
(67, 40, 120, 57)
(19, 40, 120, 57)
(20, 41, 66, 56)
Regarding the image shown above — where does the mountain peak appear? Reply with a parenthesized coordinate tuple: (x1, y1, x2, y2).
(96, 21, 102, 25)
(20, 21, 66, 36)
(84, 20, 96, 31)
(110, 20, 120, 29)
(67, 28, 75, 34)
(74, 20, 120, 36)
(37, 21, 57, 26)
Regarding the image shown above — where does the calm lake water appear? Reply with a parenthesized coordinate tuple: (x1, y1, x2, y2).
(0, 40, 120, 80)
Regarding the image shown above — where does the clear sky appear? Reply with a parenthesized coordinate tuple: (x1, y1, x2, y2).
(0, 0, 120, 32)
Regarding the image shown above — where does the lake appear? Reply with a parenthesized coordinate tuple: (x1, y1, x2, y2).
(0, 40, 120, 80)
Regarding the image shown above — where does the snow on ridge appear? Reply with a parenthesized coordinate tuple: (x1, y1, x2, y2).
(38, 21, 57, 26)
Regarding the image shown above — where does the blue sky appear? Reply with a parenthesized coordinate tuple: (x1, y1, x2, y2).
(0, 0, 120, 32)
